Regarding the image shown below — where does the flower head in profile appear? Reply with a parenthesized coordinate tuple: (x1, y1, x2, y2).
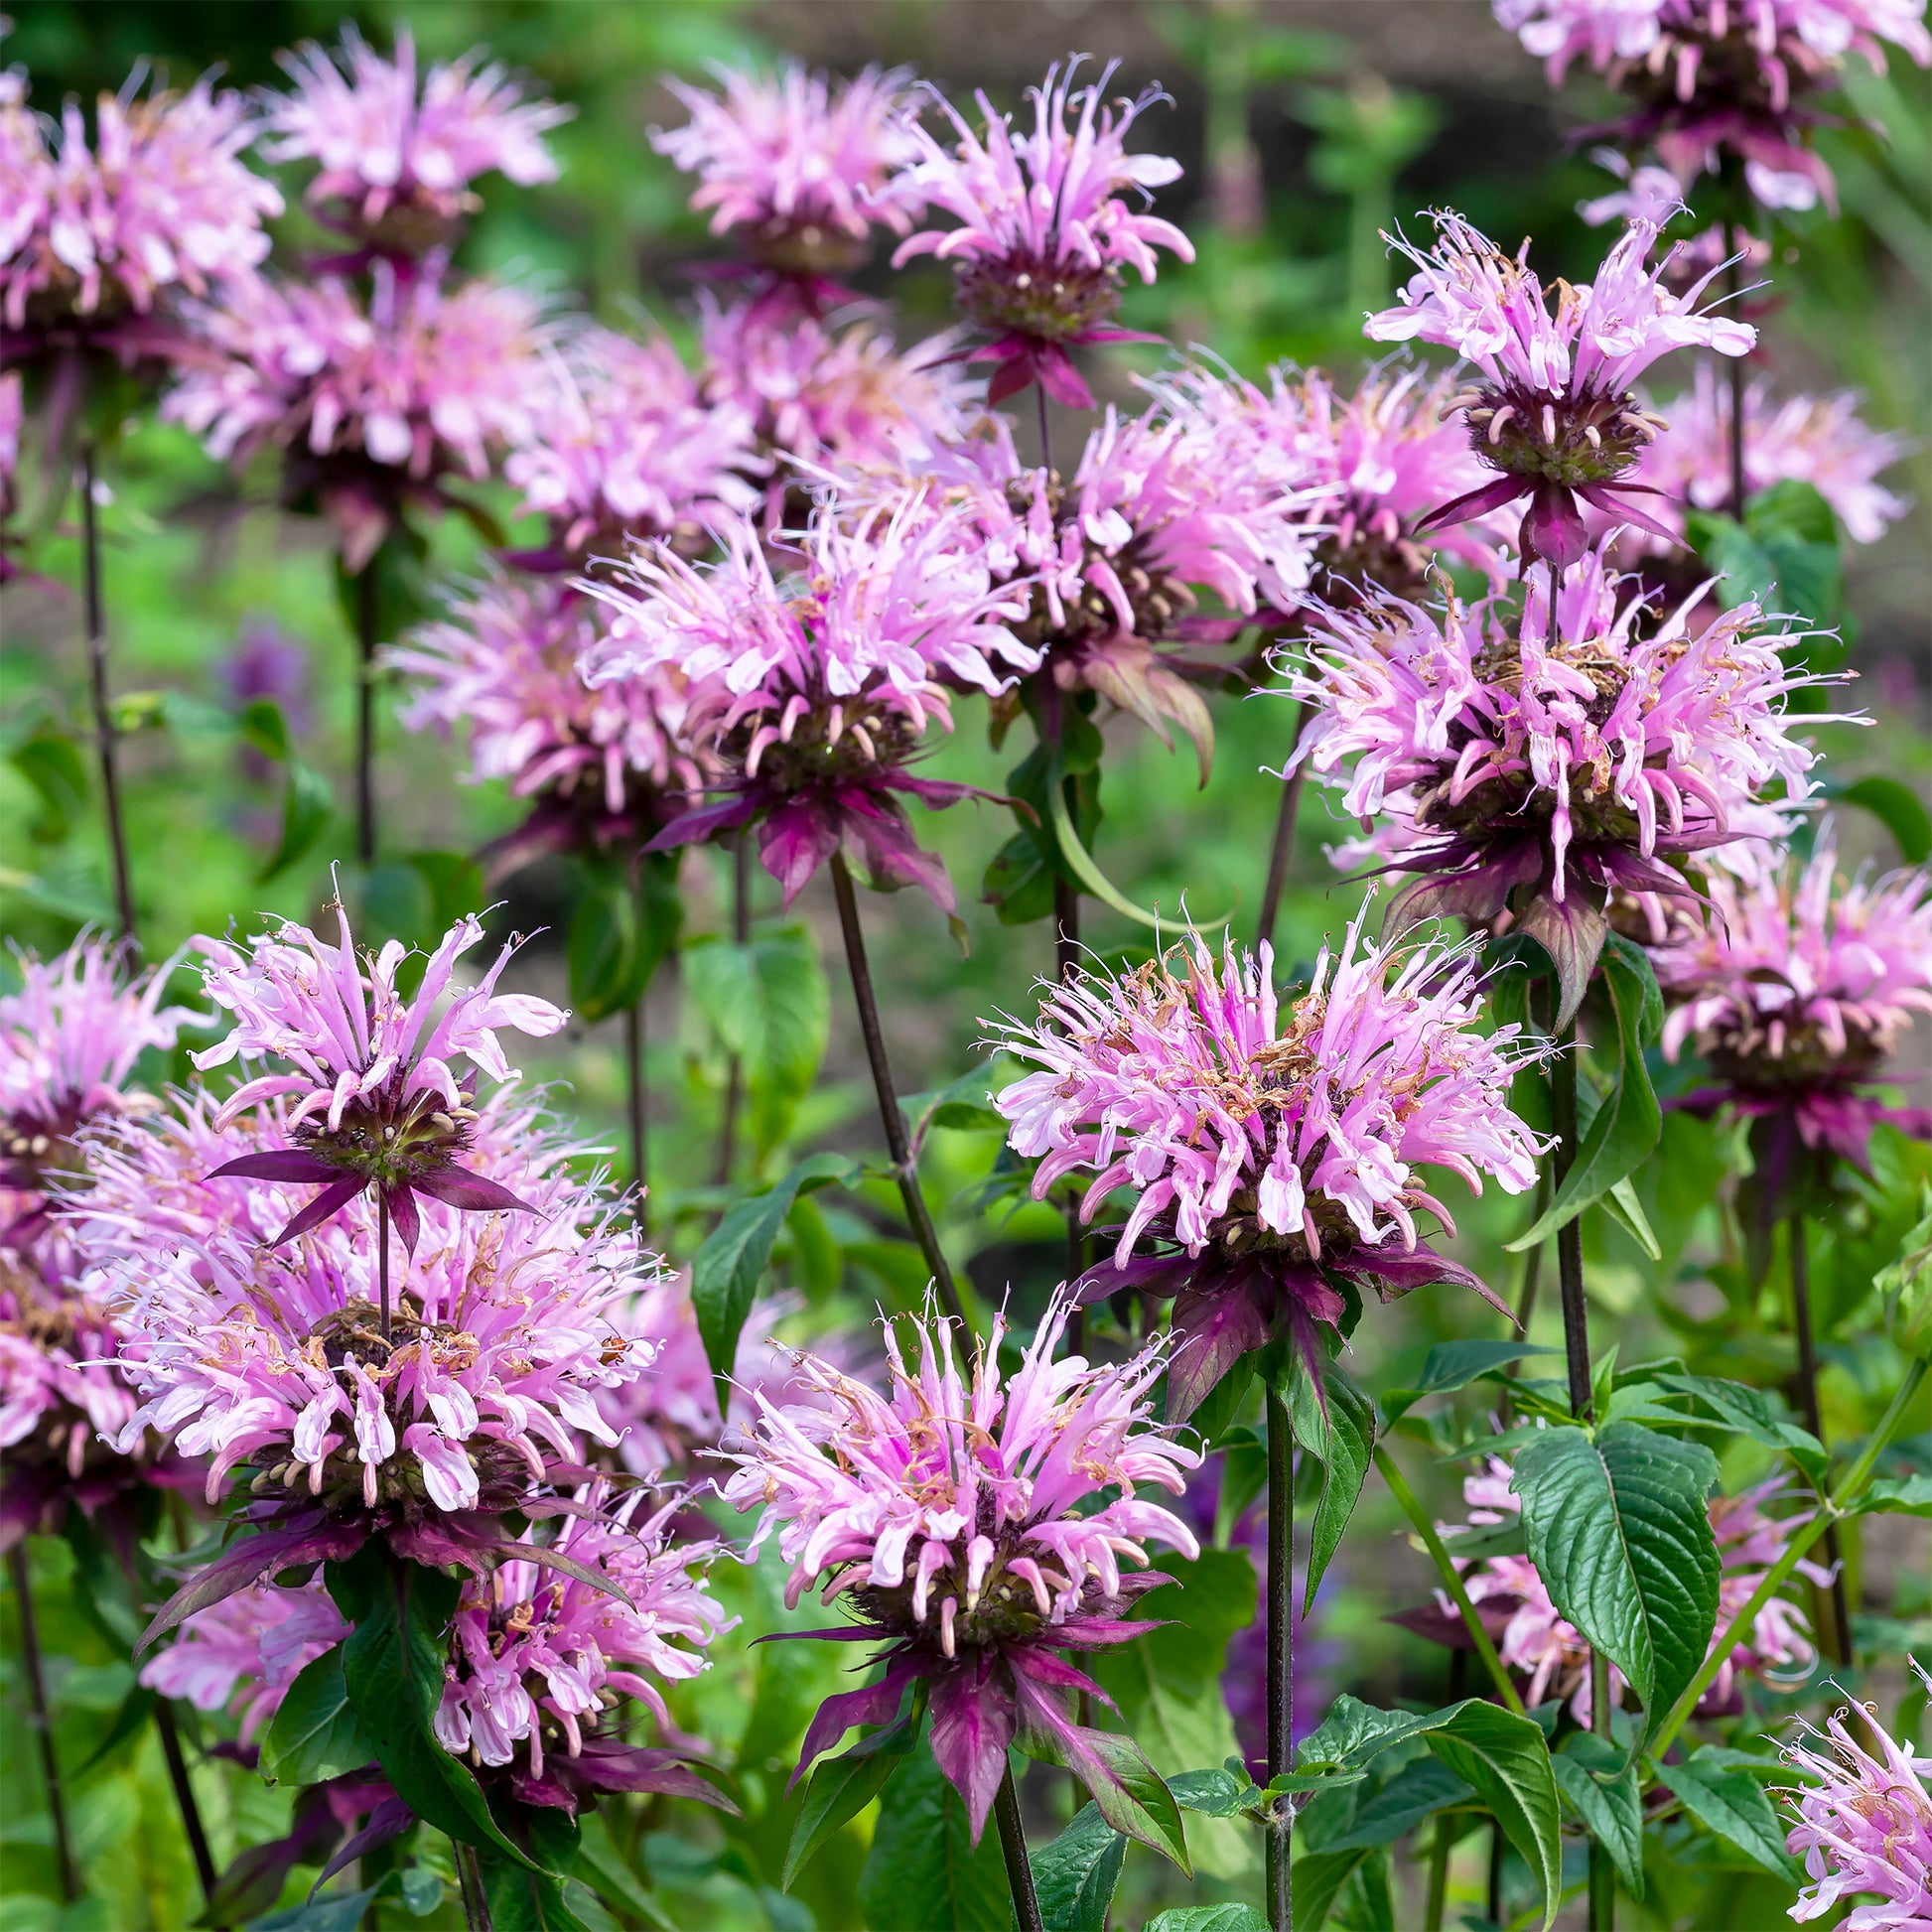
(1285, 541, 1843, 1020)
(1442, 1456, 1823, 1721)
(262, 25, 569, 258)
(192, 897, 565, 1251)
(1367, 210, 1753, 568)
(1780, 1661, 1932, 1930)
(0, 68, 280, 359)
(434, 1487, 737, 1812)
(139, 1579, 350, 1741)
(584, 497, 1035, 912)
(991, 913, 1545, 1420)
(891, 58, 1193, 406)
(503, 326, 762, 568)
(653, 62, 920, 296)
(162, 261, 548, 570)
(720, 1294, 1198, 1846)
(1656, 824, 1932, 1197)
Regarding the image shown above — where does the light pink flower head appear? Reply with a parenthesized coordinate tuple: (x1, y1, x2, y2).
(433, 1487, 735, 1809)
(190, 895, 565, 1252)
(503, 326, 761, 566)
(652, 62, 920, 286)
(890, 57, 1193, 406)
(262, 25, 569, 253)
(1655, 823, 1932, 1164)
(992, 913, 1544, 1420)
(1285, 541, 1846, 1021)
(0, 1275, 145, 1512)
(1444, 1458, 1823, 1722)
(720, 1293, 1199, 1845)
(583, 496, 1036, 910)
(1367, 209, 1753, 567)
(162, 260, 548, 570)
(1781, 1661, 1932, 1931)
(0, 69, 280, 345)
(140, 1579, 349, 1741)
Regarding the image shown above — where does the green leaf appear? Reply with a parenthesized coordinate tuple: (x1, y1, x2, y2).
(855, 1741, 1009, 1932)
(1028, 1803, 1125, 1932)
(9, 726, 89, 845)
(1020, 1725, 1191, 1871)
(1512, 1422, 1721, 1726)
(1167, 1767, 1257, 1817)
(1381, 1341, 1563, 1421)
(1143, 1908, 1268, 1932)
(567, 873, 645, 1023)
(259, 1644, 374, 1786)
(1832, 775, 1932, 866)
(688, 928, 830, 1154)
(1421, 1702, 1563, 1929)
(1298, 1367, 1375, 1611)
(691, 1151, 859, 1381)
(1189, 1353, 1257, 1447)
(248, 1886, 383, 1932)
(1854, 1472, 1932, 1515)
(783, 1711, 916, 1889)
(1292, 1846, 1380, 1932)
(1655, 1750, 1799, 1878)
(479, 1846, 589, 1932)
(1876, 1182, 1932, 1358)
(1507, 936, 1662, 1251)
(403, 850, 483, 930)
(1297, 1697, 1442, 1772)
(1553, 1733, 1644, 1898)
(1650, 1374, 1827, 1478)
(1316, 1756, 1470, 1853)
(575, 1813, 674, 1931)
(258, 761, 335, 886)
(899, 1064, 1007, 1150)
(238, 696, 293, 762)
(72, 1681, 157, 1774)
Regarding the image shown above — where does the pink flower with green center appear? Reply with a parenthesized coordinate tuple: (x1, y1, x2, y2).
(191, 897, 565, 1252)
(719, 1294, 1198, 1847)
(1780, 1663, 1932, 1929)
(433, 1487, 736, 1812)
(262, 25, 569, 259)
(990, 914, 1545, 1420)
(139, 1579, 349, 1741)
(890, 57, 1193, 406)
(1366, 209, 1753, 568)
(583, 496, 1036, 911)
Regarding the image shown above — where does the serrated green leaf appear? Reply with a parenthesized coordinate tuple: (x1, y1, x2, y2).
(855, 1741, 1009, 1932)
(1382, 1340, 1564, 1421)
(1299, 1367, 1374, 1611)
(259, 1644, 373, 1786)
(1651, 1374, 1827, 1478)
(1316, 1755, 1471, 1852)
(1419, 1703, 1562, 1927)
(1296, 1697, 1440, 1773)
(1292, 1845, 1380, 1932)
(1029, 1803, 1125, 1932)
(1656, 1751, 1799, 1878)
(1554, 1732, 1644, 1898)
(1143, 1908, 1268, 1932)
(1167, 1767, 1256, 1817)
(782, 1711, 915, 1889)
(1854, 1472, 1932, 1515)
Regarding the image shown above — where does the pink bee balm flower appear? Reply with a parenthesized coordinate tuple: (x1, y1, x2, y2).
(191, 897, 565, 1253)
(391, 573, 701, 875)
(990, 914, 1545, 1421)
(0, 68, 281, 354)
(140, 1579, 349, 1741)
(1442, 1457, 1823, 1721)
(583, 497, 1036, 912)
(720, 1294, 1199, 1848)
(1366, 210, 1753, 568)
(433, 1488, 737, 1811)
(503, 326, 762, 568)
(262, 25, 569, 257)
(163, 260, 548, 570)
(652, 62, 920, 295)
(1781, 1663, 1932, 1930)
(890, 58, 1193, 407)
(1285, 540, 1843, 1021)
(1655, 823, 1932, 1172)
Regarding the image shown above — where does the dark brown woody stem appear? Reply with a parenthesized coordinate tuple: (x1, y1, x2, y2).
(9, 1543, 79, 1901)
(716, 832, 750, 1184)
(625, 994, 649, 1239)
(996, 1763, 1044, 1932)
(1258, 699, 1311, 954)
(154, 1698, 219, 1909)
(355, 560, 379, 865)
(1789, 1213, 1854, 1665)
(454, 1841, 491, 1931)
(81, 440, 137, 943)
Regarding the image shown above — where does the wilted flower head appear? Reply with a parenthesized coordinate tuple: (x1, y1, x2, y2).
(1285, 542, 1842, 1020)
(504, 326, 761, 566)
(653, 62, 920, 292)
(1781, 1661, 1932, 1930)
(139, 1579, 349, 1741)
(263, 25, 569, 256)
(584, 497, 1035, 911)
(1444, 1457, 1823, 1721)
(720, 1294, 1198, 1845)
(1656, 823, 1932, 1172)
(393, 573, 699, 875)
(991, 913, 1544, 1419)
(1633, 364, 1910, 546)
(0, 68, 280, 352)
(1367, 209, 1753, 567)
(891, 58, 1193, 405)
(162, 260, 548, 570)
(192, 897, 565, 1252)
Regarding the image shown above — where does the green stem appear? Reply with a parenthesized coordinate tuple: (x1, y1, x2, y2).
(454, 1841, 491, 1931)
(9, 1543, 79, 1901)
(1649, 1355, 1928, 1759)
(1424, 1814, 1451, 1932)
(1266, 1389, 1294, 1932)
(1374, 1447, 1527, 1719)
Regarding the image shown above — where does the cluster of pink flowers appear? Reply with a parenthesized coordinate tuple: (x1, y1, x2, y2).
(721, 1294, 1197, 1842)
(1366, 210, 1752, 567)
(992, 915, 1544, 1418)
(1444, 1457, 1824, 1720)
(1655, 823, 1932, 1163)
(0, 66, 280, 349)
(585, 497, 1035, 909)
(889, 58, 1192, 404)
(262, 25, 569, 251)
(1781, 1662, 1932, 1930)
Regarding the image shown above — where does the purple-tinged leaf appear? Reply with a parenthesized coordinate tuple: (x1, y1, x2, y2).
(1515, 889, 1609, 1032)
(139, 1518, 366, 1654)
(1416, 475, 1526, 534)
(269, 1174, 368, 1246)
(577, 1741, 742, 1812)
(1340, 1245, 1514, 1323)
(793, 1663, 915, 1790)
(310, 1795, 413, 1895)
(928, 1652, 1017, 1845)
(1522, 479, 1589, 570)
(759, 798, 844, 905)
(645, 790, 757, 854)
(410, 1168, 535, 1215)
(208, 1151, 340, 1184)
(384, 1183, 420, 1258)
(1166, 1277, 1274, 1424)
